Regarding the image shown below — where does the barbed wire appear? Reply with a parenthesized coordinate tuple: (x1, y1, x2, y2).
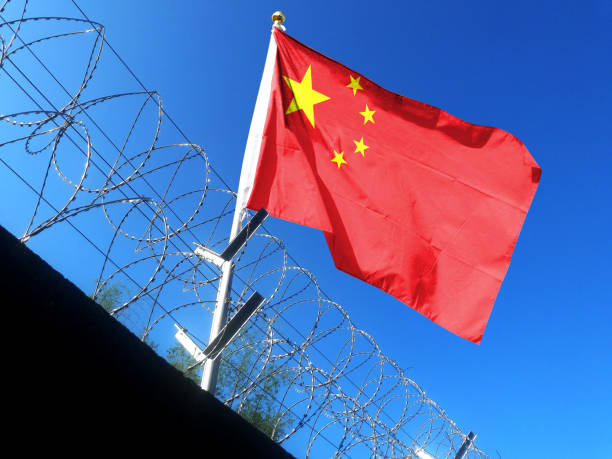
(0, 2, 488, 457)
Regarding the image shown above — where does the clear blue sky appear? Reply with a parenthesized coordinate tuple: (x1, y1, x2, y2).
(1, 1, 610, 457)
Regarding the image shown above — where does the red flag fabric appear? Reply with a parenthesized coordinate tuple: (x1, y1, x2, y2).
(243, 29, 540, 343)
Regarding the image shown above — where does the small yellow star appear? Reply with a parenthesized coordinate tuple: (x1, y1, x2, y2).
(353, 137, 369, 157)
(331, 150, 347, 169)
(346, 75, 363, 96)
(360, 104, 376, 125)
(284, 65, 330, 128)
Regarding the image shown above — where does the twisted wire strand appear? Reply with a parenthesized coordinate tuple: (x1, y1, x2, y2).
(0, 3, 488, 457)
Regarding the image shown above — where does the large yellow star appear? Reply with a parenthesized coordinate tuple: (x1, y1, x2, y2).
(360, 104, 376, 125)
(346, 75, 363, 96)
(353, 137, 369, 157)
(331, 150, 347, 169)
(283, 65, 330, 128)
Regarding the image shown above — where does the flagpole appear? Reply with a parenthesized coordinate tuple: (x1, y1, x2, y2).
(200, 11, 285, 394)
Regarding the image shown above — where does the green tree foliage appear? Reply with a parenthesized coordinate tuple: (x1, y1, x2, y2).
(165, 342, 202, 385)
(95, 282, 126, 313)
(214, 332, 293, 441)
(92, 282, 159, 351)
(93, 283, 291, 441)
(164, 329, 293, 441)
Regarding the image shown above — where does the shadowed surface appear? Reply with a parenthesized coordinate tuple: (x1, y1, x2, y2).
(1, 224, 294, 457)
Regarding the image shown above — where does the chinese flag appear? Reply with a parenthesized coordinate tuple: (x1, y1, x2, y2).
(240, 29, 540, 344)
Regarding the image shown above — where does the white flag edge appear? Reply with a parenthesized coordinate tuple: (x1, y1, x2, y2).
(234, 30, 278, 216)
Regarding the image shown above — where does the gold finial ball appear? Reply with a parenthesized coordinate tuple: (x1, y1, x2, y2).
(272, 11, 286, 25)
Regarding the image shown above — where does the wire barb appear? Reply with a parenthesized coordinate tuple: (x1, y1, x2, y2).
(0, 2, 487, 457)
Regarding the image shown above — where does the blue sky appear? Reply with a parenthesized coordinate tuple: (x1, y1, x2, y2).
(1, 1, 611, 457)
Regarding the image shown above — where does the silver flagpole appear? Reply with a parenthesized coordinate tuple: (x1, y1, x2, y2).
(200, 11, 285, 394)
(200, 217, 240, 393)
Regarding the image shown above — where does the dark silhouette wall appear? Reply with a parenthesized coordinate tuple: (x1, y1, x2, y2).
(1, 225, 294, 457)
